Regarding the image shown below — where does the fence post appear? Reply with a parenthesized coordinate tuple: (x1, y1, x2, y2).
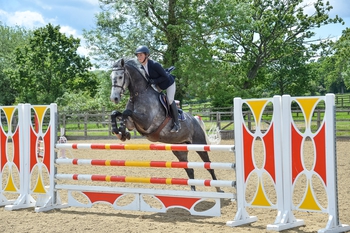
(216, 112, 221, 130)
(77, 113, 80, 129)
(341, 97, 344, 108)
(84, 114, 88, 137)
(62, 114, 66, 134)
(247, 112, 251, 131)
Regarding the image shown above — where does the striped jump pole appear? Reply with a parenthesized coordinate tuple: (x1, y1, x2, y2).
(52, 153, 236, 217)
(55, 143, 234, 152)
(55, 158, 235, 170)
(55, 174, 236, 188)
(37, 138, 237, 216)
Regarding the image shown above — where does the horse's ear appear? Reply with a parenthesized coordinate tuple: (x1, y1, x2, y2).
(121, 58, 125, 67)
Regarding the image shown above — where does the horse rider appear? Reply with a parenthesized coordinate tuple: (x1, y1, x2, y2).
(135, 45, 181, 133)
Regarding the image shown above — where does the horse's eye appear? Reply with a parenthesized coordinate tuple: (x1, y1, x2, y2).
(119, 76, 123, 79)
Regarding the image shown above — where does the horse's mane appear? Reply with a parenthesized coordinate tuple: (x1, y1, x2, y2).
(112, 58, 140, 71)
(112, 57, 148, 83)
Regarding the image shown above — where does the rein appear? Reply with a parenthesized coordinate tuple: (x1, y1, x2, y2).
(123, 64, 153, 102)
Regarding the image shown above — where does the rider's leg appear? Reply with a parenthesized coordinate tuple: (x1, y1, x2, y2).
(170, 101, 181, 132)
(166, 82, 181, 133)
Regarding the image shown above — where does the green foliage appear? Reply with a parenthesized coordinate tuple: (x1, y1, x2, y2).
(56, 90, 101, 112)
(85, 0, 240, 104)
(56, 70, 128, 112)
(262, 43, 312, 96)
(324, 28, 350, 93)
(93, 69, 128, 110)
(0, 23, 31, 105)
(187, 0, 343, 98)
(2, 0, 349, 109)
(7, 24, 98, 104)
(86, 0, 344, 106)
(305, 29, 350, 95)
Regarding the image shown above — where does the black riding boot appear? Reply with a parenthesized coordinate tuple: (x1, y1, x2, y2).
(170, 101, 181, 133)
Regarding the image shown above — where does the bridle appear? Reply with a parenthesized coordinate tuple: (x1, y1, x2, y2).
(111, 67, 130, 95)
(111, 61, 153, 101)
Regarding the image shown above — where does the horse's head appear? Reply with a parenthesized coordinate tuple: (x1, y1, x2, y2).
(110, 58, 130, 104)
(110, 58, 150, 104)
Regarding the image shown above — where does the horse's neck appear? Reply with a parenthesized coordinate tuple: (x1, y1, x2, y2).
(127, 67, 150, 96)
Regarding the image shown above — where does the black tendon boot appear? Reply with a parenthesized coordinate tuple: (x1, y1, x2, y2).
(170, 101, 181, 132)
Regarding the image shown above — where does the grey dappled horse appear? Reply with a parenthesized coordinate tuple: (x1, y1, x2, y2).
(109, 58, 221, 192)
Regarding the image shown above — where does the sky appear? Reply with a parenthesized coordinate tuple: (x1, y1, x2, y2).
(0, 0, 349, 58)
(0, 0, 101, 57)
(304, 0, 350, 40)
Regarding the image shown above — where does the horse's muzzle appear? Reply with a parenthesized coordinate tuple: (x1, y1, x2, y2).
(110, 96, 119, 104)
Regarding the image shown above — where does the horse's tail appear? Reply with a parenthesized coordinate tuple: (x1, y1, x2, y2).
(194, 115, 222, 145)
(194, 115, 210, 144)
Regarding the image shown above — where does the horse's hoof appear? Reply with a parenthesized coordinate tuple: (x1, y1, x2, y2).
(216, 187, 224, 193)
(114, 133, 122, 140)
(126, 132, 131, 140)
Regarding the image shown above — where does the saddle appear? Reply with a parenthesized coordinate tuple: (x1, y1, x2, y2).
(153, 65, 185, 121)
(159, 93, 185, 121)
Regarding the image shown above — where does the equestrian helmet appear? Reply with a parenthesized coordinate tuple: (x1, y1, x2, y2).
(135, 46, 150, 55)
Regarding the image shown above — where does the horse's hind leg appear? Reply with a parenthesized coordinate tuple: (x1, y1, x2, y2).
(197, 151, 223, 192)
(172, 151, 196, 191)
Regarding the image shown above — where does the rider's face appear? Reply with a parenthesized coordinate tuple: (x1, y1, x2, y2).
(136, 53, 147, 64)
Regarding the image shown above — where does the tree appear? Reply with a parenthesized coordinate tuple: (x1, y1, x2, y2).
(262, 40, 312, 96)
(325, 28, 350, 93)
(85, 0, 344, 107)
(84, 0, 214, 104)
(180, 0, 344, 99)
(8, 24, 97, 104)
(0, 23, 31, 105)
(56, 69, 129, 113)
(307, 28, 350, 95)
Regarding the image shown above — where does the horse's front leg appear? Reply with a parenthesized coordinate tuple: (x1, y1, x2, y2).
(111, 110, 122, 139)
(110, 110, 131, 141)
(118, 109, 134, 141)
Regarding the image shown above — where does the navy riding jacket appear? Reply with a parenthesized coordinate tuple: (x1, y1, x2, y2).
(142, 59, 174, 90)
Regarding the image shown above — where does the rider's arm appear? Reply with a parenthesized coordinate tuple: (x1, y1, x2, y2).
(150, 62, 170, 84)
